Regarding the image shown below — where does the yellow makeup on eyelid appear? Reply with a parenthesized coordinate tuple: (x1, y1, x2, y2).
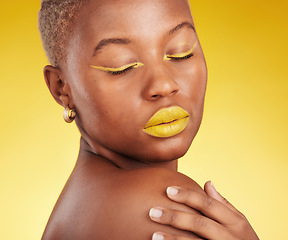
(90, 62, 144, 73)
(164, 42, 197, 61)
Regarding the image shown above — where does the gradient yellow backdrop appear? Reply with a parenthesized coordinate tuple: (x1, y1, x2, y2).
(0, 1, 287, 239)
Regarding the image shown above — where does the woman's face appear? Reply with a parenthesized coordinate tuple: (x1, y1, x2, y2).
(62, 0, 207, 163)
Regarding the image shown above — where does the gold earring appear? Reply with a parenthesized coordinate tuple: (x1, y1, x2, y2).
(63, 106, 76, 123)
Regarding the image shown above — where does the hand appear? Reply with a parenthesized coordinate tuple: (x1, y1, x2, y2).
(149, 181, 259, 240)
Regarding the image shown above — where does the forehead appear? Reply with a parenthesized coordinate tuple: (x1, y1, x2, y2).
(75, 0, 193, 43)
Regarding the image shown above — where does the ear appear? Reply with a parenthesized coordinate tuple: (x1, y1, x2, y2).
(43, 65, 72, 108)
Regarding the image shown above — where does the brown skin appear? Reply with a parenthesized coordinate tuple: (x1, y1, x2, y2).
(62, 0, 206, 167)
(42, 0, 258, 239)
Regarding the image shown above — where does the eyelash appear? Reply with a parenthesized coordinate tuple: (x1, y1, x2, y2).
(107, 52, 193, 75)
(106, 52, 194, 75)
(165, 43, 197, 61)
(107, 65, 136, 75)
(168, 53, 194, 61)
(91, 44, 196, 75)
(90, 63, 142, 76)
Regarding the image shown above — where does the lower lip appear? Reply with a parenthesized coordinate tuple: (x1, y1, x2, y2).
(143, 117, 189, 138)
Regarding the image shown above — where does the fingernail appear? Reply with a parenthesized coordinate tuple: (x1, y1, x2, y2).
(167, 186, 179, 196)
(149, 208, 163, 219)
(152, 232, 165, 240)
(211, 181, 217, 191)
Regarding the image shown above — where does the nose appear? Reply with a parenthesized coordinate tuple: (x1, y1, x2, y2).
(142, 65, 180, 101)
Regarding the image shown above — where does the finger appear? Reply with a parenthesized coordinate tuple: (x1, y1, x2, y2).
(203, 181, 221, 201)
(149, 207, 230, 240)
(204, 181, 244, 217)
(166, 186, 241, 226)
(152, 232, 203, 240)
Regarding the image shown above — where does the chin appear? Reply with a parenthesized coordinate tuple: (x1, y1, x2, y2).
(152, 147, 189, 163)
(152, 123, 201, 162)
(135, 131, 195, 163)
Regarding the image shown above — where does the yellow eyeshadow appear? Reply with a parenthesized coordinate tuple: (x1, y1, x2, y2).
(90, 62, 144, 73)
(164, 42, 197, 61)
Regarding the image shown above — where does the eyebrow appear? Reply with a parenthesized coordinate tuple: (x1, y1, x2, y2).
(92, 22, 195, 56)
(93, 38, 131, 56)
(169, 21, 195, 35)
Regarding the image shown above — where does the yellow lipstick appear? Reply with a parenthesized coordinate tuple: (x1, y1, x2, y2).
(143, 106, 190, 138)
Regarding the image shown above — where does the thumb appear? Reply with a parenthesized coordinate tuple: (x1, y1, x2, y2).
(204, 181, 241, 215)
(204, 181, 223, 202)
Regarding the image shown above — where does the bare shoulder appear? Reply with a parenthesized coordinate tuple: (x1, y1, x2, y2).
(42, 157, 204, 239)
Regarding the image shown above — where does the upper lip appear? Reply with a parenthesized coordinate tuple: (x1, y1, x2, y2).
(144, 106, 190, 128)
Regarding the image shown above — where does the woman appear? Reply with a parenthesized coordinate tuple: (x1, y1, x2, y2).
(39, 0, 259, 239)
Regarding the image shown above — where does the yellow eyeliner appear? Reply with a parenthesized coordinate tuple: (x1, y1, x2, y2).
(164, 42, 197, 61)
(90, 62, 144, 73)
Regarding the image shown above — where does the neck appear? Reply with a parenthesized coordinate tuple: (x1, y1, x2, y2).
(78, 137, 178, 171)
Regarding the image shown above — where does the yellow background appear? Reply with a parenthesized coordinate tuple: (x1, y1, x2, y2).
(0, 0, 287, 239)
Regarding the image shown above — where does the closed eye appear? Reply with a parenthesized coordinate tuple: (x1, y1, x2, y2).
(164, 42, 197, 61)
(90, 62, 144, 75)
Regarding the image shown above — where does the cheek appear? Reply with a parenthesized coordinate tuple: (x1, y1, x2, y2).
(193, 60, 207, 100)
(178, 58, 207, 102)
(73, 76, 140, 136)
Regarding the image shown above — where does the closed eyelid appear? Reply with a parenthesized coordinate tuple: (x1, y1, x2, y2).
(90, 62, 144, 72)
(164, 42, 197, 61)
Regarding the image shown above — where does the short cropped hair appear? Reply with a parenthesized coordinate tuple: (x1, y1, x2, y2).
(38, 0, 88, 67)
